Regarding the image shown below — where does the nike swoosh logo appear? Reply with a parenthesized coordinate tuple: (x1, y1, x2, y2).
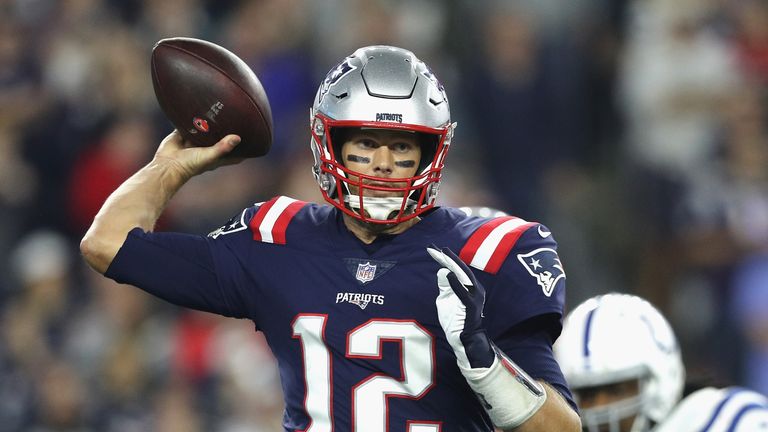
(538, 225, 551, 238)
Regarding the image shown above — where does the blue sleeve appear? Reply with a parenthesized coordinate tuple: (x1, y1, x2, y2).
(494, 314, 577, 411)
(476, 224, 575, 409)
(105, 227, 247, 318)
(480, 224, 566, 339)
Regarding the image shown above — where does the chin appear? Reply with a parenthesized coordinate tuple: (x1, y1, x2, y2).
(349, 215, 400, 232)
(348, 188, 401, 199)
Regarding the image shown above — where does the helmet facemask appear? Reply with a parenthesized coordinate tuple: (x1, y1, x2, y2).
(311, 114, 453, 224)
(576, 375, 652, 432)
(309, 45, 454, 224)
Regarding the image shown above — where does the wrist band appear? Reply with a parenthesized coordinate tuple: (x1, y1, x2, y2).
(460, 347, 547, 429)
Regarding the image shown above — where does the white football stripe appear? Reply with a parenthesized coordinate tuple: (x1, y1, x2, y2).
(259, 196, 298, 243)
(471, 218, 529, 270)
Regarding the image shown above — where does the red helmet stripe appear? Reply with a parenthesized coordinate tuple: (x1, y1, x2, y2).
(249, 196, 306, 244)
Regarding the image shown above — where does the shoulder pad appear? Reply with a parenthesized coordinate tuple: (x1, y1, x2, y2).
(248, 196, 308, 244)
(459, 216, 537, 274)
(661, 387, 768, 431)
(695, 387, 768, 431)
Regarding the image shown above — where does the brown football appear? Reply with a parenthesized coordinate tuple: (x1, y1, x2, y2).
(151, 37, 272, 158)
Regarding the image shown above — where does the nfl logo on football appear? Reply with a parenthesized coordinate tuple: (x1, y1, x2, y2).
(355, 262, 377, 283)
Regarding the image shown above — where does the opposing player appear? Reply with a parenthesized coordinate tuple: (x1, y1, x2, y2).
(80, 45, 580, 431)
(555, 293, 768, 431)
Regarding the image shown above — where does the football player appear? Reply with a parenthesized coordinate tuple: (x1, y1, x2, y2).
(555, 293, 768, 431)
(81, 45, 580, 431)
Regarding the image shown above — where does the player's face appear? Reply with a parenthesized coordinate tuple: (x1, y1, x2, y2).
(340, 128, 422, 198)
(576, 379, 640, 432)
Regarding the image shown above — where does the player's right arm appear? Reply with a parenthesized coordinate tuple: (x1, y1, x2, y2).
(80, 130, 241, 274)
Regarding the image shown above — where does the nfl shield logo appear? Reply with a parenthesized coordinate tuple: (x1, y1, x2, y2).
(355, 262, 377, 283)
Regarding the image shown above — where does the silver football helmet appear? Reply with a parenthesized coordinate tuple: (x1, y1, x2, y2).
(310, 45, 455, 224)
(554, 293, 685, 432)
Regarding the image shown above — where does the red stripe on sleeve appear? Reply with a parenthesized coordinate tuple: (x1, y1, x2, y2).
(249, 197, 279, 241)
(458, 217, 515, 264)
(501, 357, 519, 377)
(271, 200, 307, 245)
(484, 222, 536, 274)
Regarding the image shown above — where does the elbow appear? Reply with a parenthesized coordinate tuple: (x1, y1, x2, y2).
(79, 232, 113, 274)
(567, 412, 582, 432)
(560, 403, 582, 432)
(554, 399, 582, 432)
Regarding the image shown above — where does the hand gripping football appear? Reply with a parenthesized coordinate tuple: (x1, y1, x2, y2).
(151, 37, 273, 158)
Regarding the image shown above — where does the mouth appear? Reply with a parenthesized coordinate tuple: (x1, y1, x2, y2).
(356, 180, 408, 198)
(362, 178, 410, 188)
(365, 181, 398, 189)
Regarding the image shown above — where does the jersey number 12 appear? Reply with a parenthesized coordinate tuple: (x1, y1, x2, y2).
(292, 314, 441, 432)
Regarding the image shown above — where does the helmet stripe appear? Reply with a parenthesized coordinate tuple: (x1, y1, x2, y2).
(582, 306, 599, 366)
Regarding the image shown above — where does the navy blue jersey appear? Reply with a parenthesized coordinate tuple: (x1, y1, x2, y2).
(107, 196, 574, 431)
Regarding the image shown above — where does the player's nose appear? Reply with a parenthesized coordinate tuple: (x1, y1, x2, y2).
(371, 146, 394, 176)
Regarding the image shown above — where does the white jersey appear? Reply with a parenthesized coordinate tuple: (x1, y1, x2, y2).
(655, 387, 768, 432)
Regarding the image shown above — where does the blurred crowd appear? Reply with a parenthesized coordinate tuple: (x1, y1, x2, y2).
(0, 0, 767, 430)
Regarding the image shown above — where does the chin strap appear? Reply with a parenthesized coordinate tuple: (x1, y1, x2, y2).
(344, 195, 416, 221)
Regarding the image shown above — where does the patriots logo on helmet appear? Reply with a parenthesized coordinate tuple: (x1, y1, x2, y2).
(421, 65, 447, 100)
(318, 57, 356, 103)
(517, 248, 565, 297)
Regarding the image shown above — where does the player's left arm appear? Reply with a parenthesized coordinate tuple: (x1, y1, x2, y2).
(507, 383, 580, 432)
(427, 246, 581, 431)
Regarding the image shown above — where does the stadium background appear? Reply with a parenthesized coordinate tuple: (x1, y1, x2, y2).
(1, 0, 767, 430)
